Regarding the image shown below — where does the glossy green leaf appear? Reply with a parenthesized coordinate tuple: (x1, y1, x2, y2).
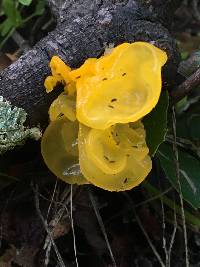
(143, 91, 169, 156)
(158, 143, 200, 209)
(18, 0, 32, 6)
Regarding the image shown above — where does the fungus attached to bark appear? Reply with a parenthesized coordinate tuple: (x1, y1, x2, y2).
(41, 42, 167, 191)
(75, 42, 167, 129)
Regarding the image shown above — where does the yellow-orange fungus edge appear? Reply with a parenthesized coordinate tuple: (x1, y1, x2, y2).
(41, 117, 88, 185)
(42, 42, 167, 190)
(78, 122, 152, 191)
(75, 42, 167, 129)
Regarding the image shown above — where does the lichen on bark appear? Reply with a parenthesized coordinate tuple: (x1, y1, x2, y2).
(0, 97, 41, 154)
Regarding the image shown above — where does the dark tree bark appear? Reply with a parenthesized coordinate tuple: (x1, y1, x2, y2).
(0, 0, 181, 127)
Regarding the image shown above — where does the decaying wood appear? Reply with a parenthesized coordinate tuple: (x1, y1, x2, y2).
(0, 0, 181, 127)
(171, 67, 200, 103)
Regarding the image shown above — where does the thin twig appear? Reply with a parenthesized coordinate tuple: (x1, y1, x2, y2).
(44, 185, 71, 266)
(70, 185, 79, 267)
(161, 189, 168, 266)
(123, 192, 165, 267)
(49, 187, 71, 228)
(44, 180, 59, 266)
(46, 179, 58, 222)
(88, 187, 117, 267)
(171, 67, 200, 103)
(166, 135, 200, 158)
(38, 192, 70, 211)
(167, 197, 177, 266)
(163, 193, 177, 267)
(136, 187, 173, 208)
(145, 174, 177, 267)
(33, 184, 66, 267)
(0, 28, 15, 50)
(12, 31, 31, 52)
(144, 182, 200, 229)
(43, 186, 71, 261)
(156, 161, 168, 266)
(105, 187, 172, 225)
(172, 107, 189, 267)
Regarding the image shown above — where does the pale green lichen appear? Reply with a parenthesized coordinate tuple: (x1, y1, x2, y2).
(0, 97, 41, 155)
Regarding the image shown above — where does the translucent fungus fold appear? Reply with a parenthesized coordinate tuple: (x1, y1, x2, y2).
(76, 42, 167, 129)
(78, 122, 152, 191)
(48, 93, 76, 122)
(41, 42, 167, 191)
(44, 56, 76, 96)
(41, 117, 87, 185)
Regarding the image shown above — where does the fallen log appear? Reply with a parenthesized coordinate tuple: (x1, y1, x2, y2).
(0, 0, 181, 127)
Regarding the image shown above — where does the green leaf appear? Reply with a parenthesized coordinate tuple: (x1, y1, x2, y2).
(23, 0, 45, 22)
(143, 91, 169, 156)
(175, 101, 200, 141)
(188, 114, 200, 139)
(18, 0, 32, 6)
(143, 181, 200, 227)
(2, 0, 22, 26)
(0, 18, 13, 37)
(34, 0, 45, 16)
(158, 143, 200, 209)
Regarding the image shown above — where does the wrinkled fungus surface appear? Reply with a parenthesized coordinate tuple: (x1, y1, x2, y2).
(42, 42, 167, 191)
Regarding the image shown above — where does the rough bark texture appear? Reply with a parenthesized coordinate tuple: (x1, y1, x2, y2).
(0, 0, 181, 127)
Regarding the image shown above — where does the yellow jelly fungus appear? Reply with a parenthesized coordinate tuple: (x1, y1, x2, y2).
(78, 122, 152, 191)
(69, 58, 97, 80)
(49, 92, 76, 122)
(50, 56, 72, 83)
(86, 126, 127, 175)
(44, 76, 63, 93)
(44, 56, 76, 96)
(41, 117, 87, 185)
(75, 42, 167, 129)
(42, 42, 167, 191)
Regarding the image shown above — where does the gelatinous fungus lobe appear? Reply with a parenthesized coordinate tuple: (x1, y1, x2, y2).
(42, 42, 167, 191)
